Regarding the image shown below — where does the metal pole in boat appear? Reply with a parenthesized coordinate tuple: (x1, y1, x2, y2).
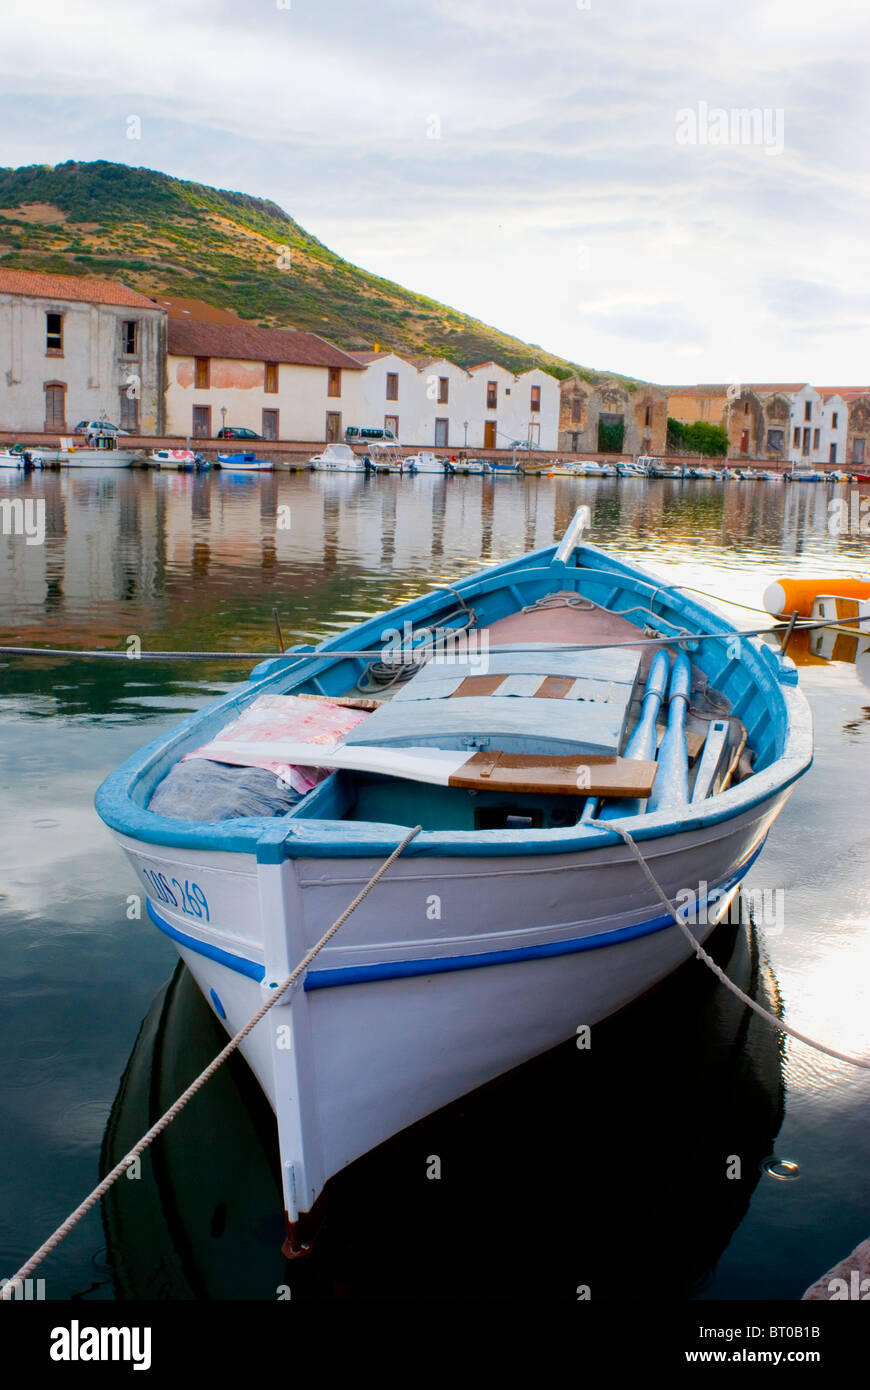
(598, 650, 670, 820)
(647, 653, 692, 811)
(272, 608, 286, 653)
(779, 610, 799, 657)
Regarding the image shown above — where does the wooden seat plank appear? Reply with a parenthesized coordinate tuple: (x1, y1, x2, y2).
(447, 751, 658, 797)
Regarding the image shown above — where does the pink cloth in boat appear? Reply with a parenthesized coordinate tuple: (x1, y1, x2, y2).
(183, 694, 369, 795)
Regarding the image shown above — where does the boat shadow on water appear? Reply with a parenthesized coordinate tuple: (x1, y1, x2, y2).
(101, 901, 784, 1301)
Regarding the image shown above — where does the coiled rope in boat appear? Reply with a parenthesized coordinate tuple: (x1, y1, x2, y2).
(591, 819, 870, 1072)
(0, 824, 422, 1300)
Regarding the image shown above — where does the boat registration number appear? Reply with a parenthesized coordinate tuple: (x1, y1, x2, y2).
(141, 866, 210, 922)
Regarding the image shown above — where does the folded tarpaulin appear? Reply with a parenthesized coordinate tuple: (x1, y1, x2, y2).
(182, 693, 370, 794)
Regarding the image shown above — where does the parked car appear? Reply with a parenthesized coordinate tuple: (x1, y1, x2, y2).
(73, 419, 130, 436)
(216, 427, 261, 441)
(345, 426, 399, 444)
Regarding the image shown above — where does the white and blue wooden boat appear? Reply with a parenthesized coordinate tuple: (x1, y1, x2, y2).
(95, 510, 812, 1254)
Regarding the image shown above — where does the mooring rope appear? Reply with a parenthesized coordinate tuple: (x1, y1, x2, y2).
(0, 824, 422, 1301)
(590, 820, 870, 1072)
(1, 612, 868, 664)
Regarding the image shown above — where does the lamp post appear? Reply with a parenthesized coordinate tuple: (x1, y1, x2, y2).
(463, 420, 469, 448)
(220, 407, 227, 435)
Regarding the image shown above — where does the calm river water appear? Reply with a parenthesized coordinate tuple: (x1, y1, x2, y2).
(0, 467, 868, 1302)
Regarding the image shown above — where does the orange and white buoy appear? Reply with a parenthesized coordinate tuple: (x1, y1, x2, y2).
(763, 576, 870, 618)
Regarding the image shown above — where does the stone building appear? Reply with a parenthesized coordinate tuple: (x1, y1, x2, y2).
(558, 377, 668, 455)
(0, 269, 166, 435)
(667, 383, 850, 465)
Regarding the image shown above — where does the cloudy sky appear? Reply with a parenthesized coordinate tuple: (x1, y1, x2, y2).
(1, 0, 868, 385)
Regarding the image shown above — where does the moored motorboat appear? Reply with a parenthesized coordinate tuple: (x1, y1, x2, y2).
(0, 448, 38, 468)
(95, 509, 813, 1255)
(150, 448, 198, 470)
(643, 457, 684, 478)
(217, 452, 275, 473)
(364, 444, 406, 474)
(450, 457, 490, 475)
(309, 444, 368, 473)
(570, 460, 617, 477)
(65, 430, 138, 467)
(403, 451, 450, 474)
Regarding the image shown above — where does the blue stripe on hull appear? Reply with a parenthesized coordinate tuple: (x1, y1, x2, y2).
(146, 900, 266, 981)
(145, 837, 765, 992)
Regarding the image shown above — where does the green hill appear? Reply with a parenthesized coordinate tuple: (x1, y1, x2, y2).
(0, 160, 638, 384)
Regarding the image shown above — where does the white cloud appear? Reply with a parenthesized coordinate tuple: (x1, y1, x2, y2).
(1, 0, 869, 381)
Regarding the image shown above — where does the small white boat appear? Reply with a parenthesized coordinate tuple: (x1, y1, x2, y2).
(365, 444, 406, 474)
(150, 448, 198, 471)
(450, 457, 491, 476)
(645, 458, 684, 478)
(0, 448, 37, 468)
(308, 444, 367, 474)
(217, 452, 274, 473)
(65, 431, 138, 468)
(570, 460, 617, 478)
(403, 452, 449, 474)
(96, 508, 812, 1257)
(617, 461, 645, 477)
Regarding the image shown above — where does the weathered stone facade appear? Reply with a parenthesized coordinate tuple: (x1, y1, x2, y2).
(558, 377, 668, 454)
(846, 395, 870, 467)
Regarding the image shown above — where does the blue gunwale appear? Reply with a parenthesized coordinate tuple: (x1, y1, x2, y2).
(95, 540, 813, 861)
(146, 835, 765, 989)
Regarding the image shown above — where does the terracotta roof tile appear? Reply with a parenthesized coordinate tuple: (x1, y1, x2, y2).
(167, 318, 364, 369)
(0, 268, 160, 309)
(152, 296, 242, 325)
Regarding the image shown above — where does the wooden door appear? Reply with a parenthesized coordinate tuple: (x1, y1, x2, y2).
(484, 420, 497, 449)
(44, 384, 66, 430)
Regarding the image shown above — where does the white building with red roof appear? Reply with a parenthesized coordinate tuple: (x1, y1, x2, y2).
(0, 269, 166, 435)
(160, 297, 365, 443)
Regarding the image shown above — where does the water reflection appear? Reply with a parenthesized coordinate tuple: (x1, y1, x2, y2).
(101, 912, 784, 1301)
(2, 473, 868, 664)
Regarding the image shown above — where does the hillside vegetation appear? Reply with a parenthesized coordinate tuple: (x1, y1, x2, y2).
(0, 160, 641, 384)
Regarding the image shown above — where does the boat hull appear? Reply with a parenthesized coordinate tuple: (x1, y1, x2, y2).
(65, 450, 137, 467)
(110, 783, 786, 1217)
